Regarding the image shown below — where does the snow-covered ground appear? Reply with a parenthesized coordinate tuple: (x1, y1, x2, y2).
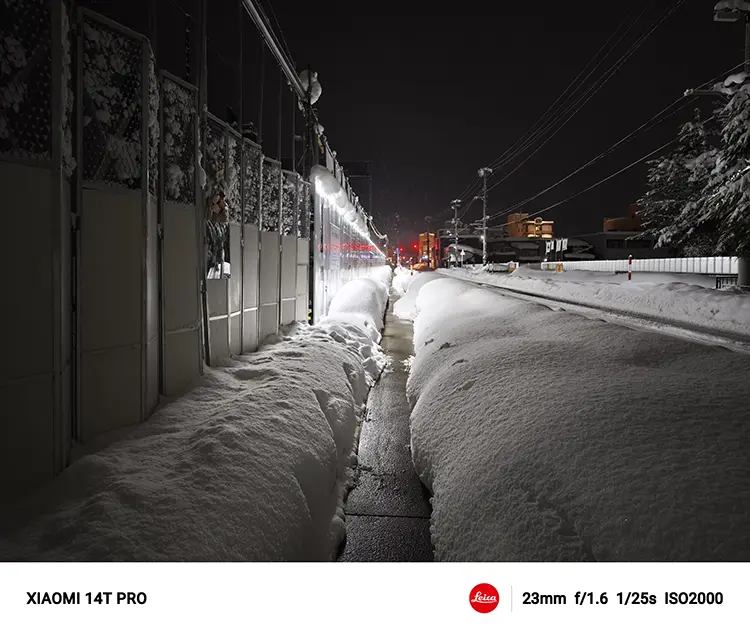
(0, 267, 391, 561)
(443, 265, 750, 338)
(401, 271, 750, 561)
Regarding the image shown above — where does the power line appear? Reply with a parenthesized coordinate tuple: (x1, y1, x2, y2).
(483, 61, 742, 225)
(483, 95, 695, 222)
(483, 0, 688, 195)
(486, 0, 652, 176)
(492, 115, 715, 224)
(438, 0, 654, 214)
(439, 0, 684, 221)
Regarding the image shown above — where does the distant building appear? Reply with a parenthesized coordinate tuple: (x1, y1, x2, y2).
(565, 203, 673, 260)
(418, 232, 438, 268)
(603, 203, 643, 232)
(507, 213, 554, 239)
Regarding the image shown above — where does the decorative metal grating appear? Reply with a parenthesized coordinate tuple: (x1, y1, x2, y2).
(226, 133, 241, 223)
(261, 158, 281, 232)
(0, 0, 52, 163)
(80, 15, 143, 188)
(297, 179, 311, 239)
(147, 50, 158, 195)
(161, 74, 196, 204)
(204, 117, 227, 223)
(242, 140, 261, 226)
(280, 171, 297, 236)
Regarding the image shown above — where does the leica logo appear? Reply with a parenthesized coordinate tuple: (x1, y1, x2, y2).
(469, 583, 499, 613)
(471, 591, 498, 604)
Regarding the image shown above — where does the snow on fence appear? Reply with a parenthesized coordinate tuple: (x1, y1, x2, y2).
(543, 256, 739, 276)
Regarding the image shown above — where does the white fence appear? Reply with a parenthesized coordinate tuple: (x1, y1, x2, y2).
(542, 257, 739, 275)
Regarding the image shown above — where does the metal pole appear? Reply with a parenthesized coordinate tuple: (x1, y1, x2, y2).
(257, 42, 265, 146)
(277, 69, 283, 161)
(741, 15, 750, 285)
(198, 0, 211, 366)
(478, 167, 492, 266)
(148, 0, 158, 61)
(238, 0, 245, 353)
(451, 199, 461, 266)
(306, 67, 316, 323)
(241, 0, 305, 99)
(291, 94, 296, 174)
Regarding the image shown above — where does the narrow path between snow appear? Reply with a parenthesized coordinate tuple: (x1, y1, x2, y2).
(338, 296, 433, 562)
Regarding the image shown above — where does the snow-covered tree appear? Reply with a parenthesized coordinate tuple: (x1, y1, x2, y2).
(666, 83, 750, 256)
(638, 110, 719, 254)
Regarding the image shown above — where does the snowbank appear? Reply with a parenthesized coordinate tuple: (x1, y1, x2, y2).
(0, 272, 391, 562)
(320, 266, 392, 344)
(392, 268, 442, 320)
(443, 265, 750, 338)
(405, 277, 750, 561)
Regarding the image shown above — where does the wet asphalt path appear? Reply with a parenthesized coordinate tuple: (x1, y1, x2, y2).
(337, 297, 433, 562)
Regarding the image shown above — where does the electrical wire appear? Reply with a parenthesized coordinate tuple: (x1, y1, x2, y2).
(491, 115, 715, 224)
(482, 0, 688, 195)
(438, 0, 685, 221)
(482, 61, 742, 225)
(436, 0, 654, 216)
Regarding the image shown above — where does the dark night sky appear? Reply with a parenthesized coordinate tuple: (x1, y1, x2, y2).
(266, 0, 741, 241)
(89, 0, 745, 242)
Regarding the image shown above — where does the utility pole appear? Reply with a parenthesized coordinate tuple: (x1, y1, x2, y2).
(450, 199, 462, 266)
(714, 2, 750, 285)
(477, 167, 493, 266)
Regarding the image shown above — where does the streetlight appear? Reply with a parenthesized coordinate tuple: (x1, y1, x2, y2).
(714, 0, 750, 73)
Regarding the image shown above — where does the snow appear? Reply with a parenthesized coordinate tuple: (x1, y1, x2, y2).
(715, 0, 750, 12)
(320, 267, 392, 344)
(392, 268, 443, 320)
(442, 265, 750, 338)
(299, 69, 322, 105)
(404, 276, 750, 561)
(724, 71, 748, 87)
(0, 271, 391, 561)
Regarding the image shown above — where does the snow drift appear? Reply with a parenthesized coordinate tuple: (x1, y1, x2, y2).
(405, 276, 750, 561)
(0, 270, 392, 561)
(444, 265, 750, 338)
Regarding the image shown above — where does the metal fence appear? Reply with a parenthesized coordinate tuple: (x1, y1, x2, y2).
(544, 257, 739, 275)
(79, 10, 157, 191)
(160, 72, 197, 205)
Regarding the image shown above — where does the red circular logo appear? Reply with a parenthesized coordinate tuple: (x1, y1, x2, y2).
(469, 583, 499, 613)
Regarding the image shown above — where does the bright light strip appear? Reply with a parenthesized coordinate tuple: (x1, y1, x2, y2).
(311, 166, 385, 258)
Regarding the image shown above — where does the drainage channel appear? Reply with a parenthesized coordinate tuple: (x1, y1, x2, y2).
(337, 298, 433, 562)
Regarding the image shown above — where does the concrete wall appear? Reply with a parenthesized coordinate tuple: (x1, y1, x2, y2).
(242, 226, 260, 352)
(280, 235, 298, 326)
(0, 161, 70, 502)
(78, 187, 159, 442)
(162, 201, 202, 395)
(259, 231, 280, 342)
(296, 239, 310, 323)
